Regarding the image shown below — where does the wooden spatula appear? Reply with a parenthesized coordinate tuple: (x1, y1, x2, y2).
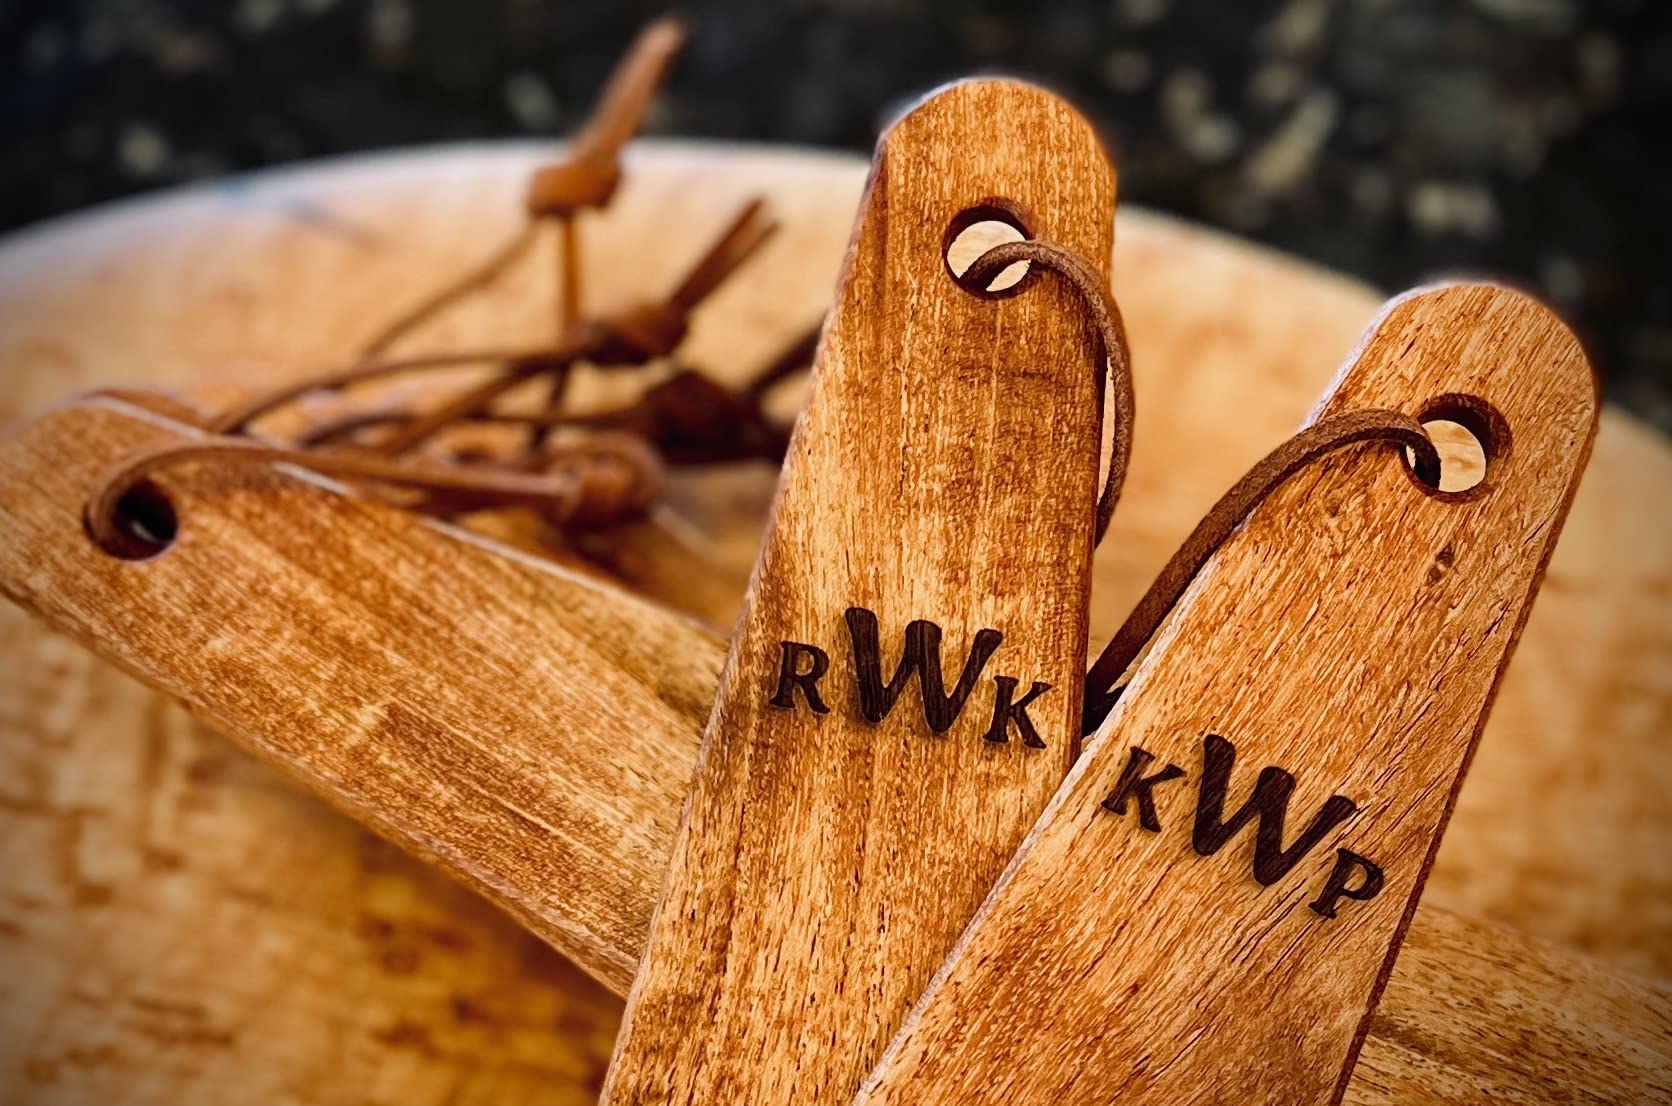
(852, 283, 1598, 1106)
(600, 78, 1126, 1105)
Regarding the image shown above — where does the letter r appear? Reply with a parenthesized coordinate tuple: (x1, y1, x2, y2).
(769, 641, 831, 714)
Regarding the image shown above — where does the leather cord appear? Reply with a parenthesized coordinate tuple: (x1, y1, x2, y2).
(1080, 408, 1442, 732)
(361, 16, 690, 358)
(367, 198, 775, 456)
(357, 223, 541, 359)
(296, 322, 822, 460)
(209, 340, 587, 436)
(85, 198, 774, 554)
(84, 14, 788, 559)
(85, 432, 660, 555)
(959, 238, 1135, 548)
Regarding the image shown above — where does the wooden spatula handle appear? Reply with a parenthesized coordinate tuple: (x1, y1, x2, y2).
(853, 284, 1599, 1106)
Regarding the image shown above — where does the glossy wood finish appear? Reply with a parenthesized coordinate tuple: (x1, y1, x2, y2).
(1, 142, 1667, 1104)
(604, 81, 1116, 1106)
(853, 285, 1598, 1106)
(3, 392, 1666, 1106)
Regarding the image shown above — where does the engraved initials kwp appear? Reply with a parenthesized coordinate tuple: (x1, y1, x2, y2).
(852, 285, 1598, 1106)
(1101, 736, 1384, 919)
(768, 607, 1052, 747)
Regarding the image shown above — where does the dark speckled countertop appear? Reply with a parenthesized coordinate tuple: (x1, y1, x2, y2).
(2, 0, 1667, 429)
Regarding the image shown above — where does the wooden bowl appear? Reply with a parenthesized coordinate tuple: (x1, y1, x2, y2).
(0, 141, 1666, 1104)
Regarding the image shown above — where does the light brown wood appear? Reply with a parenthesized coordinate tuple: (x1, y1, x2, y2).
(3, 393, 1668, 1106)
(0, 399, 721, 992)
(0, 615, 623, 1106)
(1, 142, 1668, 1104)
(603, 80, 1116, 1105)
(852, 284, 1598, 1106)
(1103, 222, 1672, 978)
(1351, 906, 1672, 1105)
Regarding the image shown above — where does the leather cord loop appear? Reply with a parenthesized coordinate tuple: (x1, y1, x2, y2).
(1080, 408, 1441, 733)
(82, 196, 778, 555)
(84, 432, 661, 555)
(959, 239, 1134, 547)
(83, 14, 790, 561)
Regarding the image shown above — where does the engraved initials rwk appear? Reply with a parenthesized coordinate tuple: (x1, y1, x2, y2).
(768, 606, 1052, 747)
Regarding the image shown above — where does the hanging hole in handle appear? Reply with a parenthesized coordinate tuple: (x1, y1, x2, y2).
(1402, 393, 1510, 498)
(943, 202, 1035, 297)
(86, 479, 179, 560)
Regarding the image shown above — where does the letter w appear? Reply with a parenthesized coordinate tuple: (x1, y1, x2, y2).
(844, 607, 1001, 733)
(1192, 734, 1358, 885)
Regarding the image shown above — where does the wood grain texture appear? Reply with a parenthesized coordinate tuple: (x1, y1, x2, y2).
(1102, 222, 1672, 978)
(4, 392, 1668, 1106)
(4, 154, 1668, 977)
(1350, 906, 1672, 1106)
(0, 614, 623, 1106)
(0, 143, 1668, 1104)
(602, 80, 1114, 1105)
(0, 400, 722, 993)
(852, 284, 1599, 1106)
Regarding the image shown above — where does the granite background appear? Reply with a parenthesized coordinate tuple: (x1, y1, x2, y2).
(1, 0, 1666, 428)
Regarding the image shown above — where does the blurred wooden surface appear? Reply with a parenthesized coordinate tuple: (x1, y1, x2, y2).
(0, 141, 1667, 1104)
